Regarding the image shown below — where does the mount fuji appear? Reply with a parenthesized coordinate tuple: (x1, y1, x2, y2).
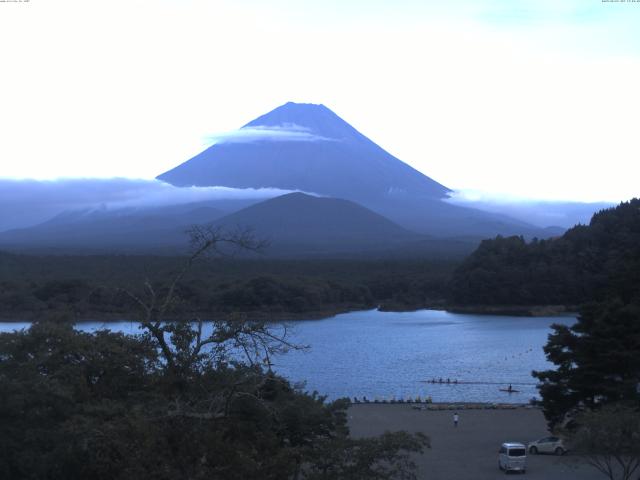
(0, 103, 562, 255)
(158, 102, 552, 239)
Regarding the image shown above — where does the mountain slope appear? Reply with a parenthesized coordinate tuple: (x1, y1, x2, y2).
(214, 192, 414, 244)
(214, 193, 477, 258)
(212, 192, 475, 257)
(157, 102, 556, 239)
(157, 102, 451, 203)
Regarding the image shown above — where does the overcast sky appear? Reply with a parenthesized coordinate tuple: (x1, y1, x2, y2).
(1, 0, 638, 202)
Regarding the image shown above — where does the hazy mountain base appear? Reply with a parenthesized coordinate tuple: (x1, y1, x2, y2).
(0, 192, 480, 258)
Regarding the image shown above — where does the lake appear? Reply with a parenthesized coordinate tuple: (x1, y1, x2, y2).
(0, 309, 576, 404)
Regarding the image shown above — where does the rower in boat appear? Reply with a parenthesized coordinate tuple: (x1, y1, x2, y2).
(499, 384, 520, 393)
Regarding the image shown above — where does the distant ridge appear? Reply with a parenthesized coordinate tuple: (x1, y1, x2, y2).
(210, 192, 475, 257)
(0, 203, 227, 252)
(0, 192, 478, 257)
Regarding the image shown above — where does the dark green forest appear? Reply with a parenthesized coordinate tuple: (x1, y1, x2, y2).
(0, 254, 455, 321)
(449, 198, 640, 307)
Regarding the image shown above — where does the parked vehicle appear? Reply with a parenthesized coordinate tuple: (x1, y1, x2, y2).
(527, 436, 566, 455)
(498, 442, 527, 473)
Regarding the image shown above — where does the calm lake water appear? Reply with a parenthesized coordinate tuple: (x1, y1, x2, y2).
(0, 309, 576, 404)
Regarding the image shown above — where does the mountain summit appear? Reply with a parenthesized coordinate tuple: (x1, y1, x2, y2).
(157, 102, 451, 203)
(243, 102, 379, 144)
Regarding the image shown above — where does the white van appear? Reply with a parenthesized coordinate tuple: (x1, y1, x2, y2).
(498, 442, 527, 473)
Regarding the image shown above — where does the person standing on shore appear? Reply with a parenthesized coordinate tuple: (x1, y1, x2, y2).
(453, 412, 459, 427)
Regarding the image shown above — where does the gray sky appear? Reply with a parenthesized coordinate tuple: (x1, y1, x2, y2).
(0, 0, 638, 202)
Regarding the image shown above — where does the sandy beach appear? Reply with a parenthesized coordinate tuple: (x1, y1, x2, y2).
(348, 404, 603, 480)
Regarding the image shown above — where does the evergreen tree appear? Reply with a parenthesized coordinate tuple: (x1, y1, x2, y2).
(533, 300, 640, 428)
(449, 198, 640, 307)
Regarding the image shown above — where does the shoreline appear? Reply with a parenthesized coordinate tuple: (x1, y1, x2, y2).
(0, 303, 578, 324)
(0, 306, 366, 324)
(350, 400, 535, 409)
(445, 304, 578, 317)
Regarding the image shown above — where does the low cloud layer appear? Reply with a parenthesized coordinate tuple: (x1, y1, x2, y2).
(0, 179, 618, 235)
(447, 190, 614, 229)
(0, 178, 295, 232)
(207, 124, 335, 144)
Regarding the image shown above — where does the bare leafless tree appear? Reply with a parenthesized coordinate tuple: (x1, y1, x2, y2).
(118, 226, 310, 423)
(122, 225, 302, 375)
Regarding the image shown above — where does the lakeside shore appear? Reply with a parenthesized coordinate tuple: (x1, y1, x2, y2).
(0, 303, 579, 324)
(0, 305, 363, 324)
(445, 304, 579, 317)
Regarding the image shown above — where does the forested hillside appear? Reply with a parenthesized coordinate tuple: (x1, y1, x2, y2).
(0, 255, 454, 320)
(449, 198, 640, 306)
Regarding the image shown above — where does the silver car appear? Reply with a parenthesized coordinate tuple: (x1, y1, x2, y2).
(527, 436, 566, 455)
(498, 442, 527, 473)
